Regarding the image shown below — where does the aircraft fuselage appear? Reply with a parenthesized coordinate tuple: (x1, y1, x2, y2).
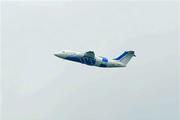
(54, 50, 126, 68)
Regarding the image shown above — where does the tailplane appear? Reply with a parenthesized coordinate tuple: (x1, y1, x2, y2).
(114, 51, 135, 66)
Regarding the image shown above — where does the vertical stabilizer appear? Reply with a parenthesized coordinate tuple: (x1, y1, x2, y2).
(114, 51, 135, 65)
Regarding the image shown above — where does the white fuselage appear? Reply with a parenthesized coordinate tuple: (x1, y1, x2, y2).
(54, 50, 125, 68)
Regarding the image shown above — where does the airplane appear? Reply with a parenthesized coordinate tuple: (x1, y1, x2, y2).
(54, 50, 135, 68)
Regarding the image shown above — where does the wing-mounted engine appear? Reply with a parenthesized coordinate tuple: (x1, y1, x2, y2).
(84, 51, 95, 58)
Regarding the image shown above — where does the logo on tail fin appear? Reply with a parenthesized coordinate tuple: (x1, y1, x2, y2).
(114, 51, 135, 65)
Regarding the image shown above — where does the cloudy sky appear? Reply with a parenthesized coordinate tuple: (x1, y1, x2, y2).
(1, 1, 179, 120)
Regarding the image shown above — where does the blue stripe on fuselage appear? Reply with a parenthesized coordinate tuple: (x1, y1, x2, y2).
(114, 51, 128, 60)
(65, 56, 81, 63)
(65, 55, 96, 65)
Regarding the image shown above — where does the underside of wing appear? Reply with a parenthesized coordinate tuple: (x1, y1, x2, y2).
(84, 51, 95, 58)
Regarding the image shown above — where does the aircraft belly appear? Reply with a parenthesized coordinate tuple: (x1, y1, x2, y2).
(94, 59, 123, 68)
(95, 59, 108, 67)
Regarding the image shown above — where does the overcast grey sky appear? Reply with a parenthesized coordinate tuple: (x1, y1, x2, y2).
(2, 1, 179, 120)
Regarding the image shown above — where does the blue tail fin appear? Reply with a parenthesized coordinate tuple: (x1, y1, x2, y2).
(114, 51, 135, 65)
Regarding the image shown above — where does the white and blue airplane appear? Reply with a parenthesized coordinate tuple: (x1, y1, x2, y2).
(54, 50, 135, 68)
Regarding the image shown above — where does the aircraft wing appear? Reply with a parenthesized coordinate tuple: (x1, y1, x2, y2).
(84, 51, 95, 58)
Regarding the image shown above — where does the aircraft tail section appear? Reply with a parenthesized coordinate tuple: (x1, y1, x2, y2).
(114, 51, 135, 65)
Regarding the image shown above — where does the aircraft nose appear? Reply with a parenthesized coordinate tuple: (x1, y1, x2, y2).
(54, 54, 59, 57)
(54, 53, 66, 58)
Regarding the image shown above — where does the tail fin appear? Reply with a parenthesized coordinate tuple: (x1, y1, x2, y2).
(114, 51, 135, 66)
